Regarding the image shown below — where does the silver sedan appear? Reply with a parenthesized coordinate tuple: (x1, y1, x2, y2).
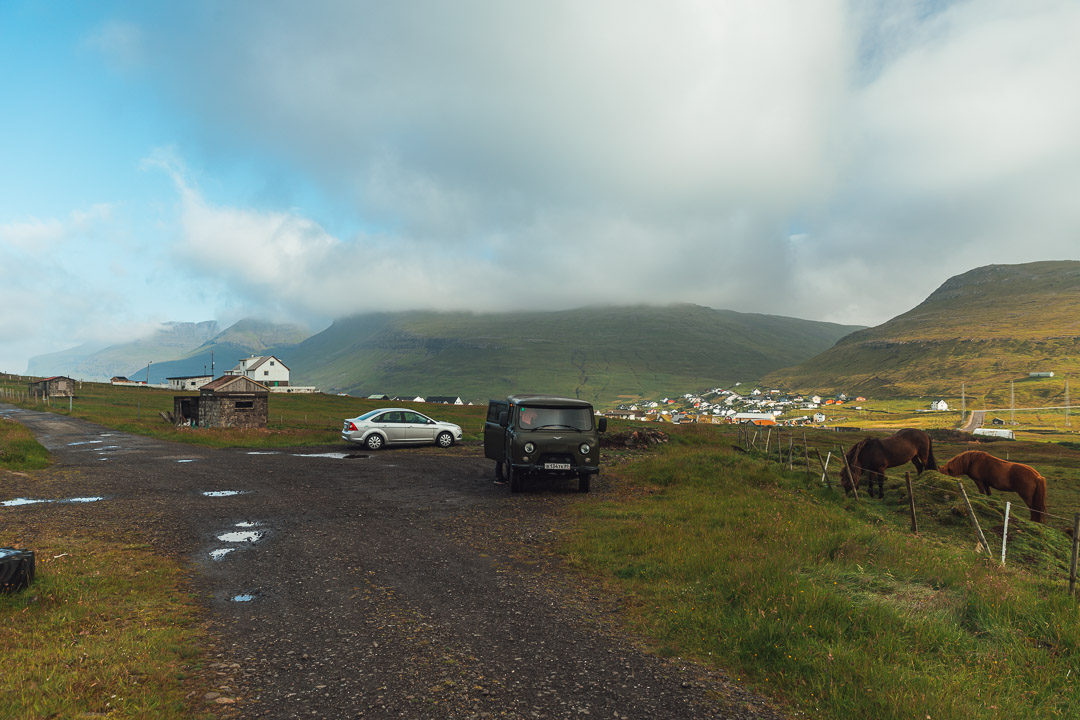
(342, 408, 463, 451)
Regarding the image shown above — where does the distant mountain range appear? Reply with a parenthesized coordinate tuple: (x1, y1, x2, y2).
(27, 262, 1080, 404)
(27, 305, 861, 403)
(27, 319, 309, 384)
(763, 260, 1080, 403)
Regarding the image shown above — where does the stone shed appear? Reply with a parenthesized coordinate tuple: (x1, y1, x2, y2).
(174, 375, 269, 429)
(28, 376, 75, 398)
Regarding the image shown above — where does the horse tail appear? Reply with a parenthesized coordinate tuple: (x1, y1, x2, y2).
(924, 435, 938, 472)
(1031, 472, 1047, 523)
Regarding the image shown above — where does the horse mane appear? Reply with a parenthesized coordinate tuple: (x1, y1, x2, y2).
(944, 449, 983, 473)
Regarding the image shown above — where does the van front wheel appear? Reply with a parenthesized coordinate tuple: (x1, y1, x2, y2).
(578, 473, 591, 493)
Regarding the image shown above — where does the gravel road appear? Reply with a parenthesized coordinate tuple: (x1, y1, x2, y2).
(1, 404, 787, 719)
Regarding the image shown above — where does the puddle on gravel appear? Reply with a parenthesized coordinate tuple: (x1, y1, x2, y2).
(67, 440, 103, 446)
(217, 530, 263, 543)
(230, 593, 257, 603)
(2, 496, 105, 507)
(202, 490, 246, 497)
(209, 548, 236, 560)
(246, 451, 281, 455)
(176, 459, 197, 463)
(234, 521, 259, 528)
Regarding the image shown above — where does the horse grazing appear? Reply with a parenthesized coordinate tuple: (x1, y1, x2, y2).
(840, 428, 937, 499)
(941, 450, 1047, 523)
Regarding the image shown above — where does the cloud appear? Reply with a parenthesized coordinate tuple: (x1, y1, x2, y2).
(116, 0, 1080, 329)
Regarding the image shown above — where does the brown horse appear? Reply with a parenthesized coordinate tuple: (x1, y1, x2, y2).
(941, 450, 1047, 523)
(840, 428, 937, 499)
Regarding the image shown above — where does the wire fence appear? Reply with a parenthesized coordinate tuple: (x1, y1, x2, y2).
(733, 423, 1080, 596)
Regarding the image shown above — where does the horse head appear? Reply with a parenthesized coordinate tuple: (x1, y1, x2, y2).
(839, 439, 868, 492)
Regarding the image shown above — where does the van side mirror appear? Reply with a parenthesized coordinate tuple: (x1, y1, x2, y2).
(498, 411, 509, 427)
(598, 417, 607, 433)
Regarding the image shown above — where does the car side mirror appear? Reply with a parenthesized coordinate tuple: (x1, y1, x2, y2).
(498, 411, 508, 427)
(598, 417, 607, 433)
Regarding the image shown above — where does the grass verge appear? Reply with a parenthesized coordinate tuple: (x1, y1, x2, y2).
(0, 418, 50, 471)
(568, 424, 1080, 719)
(0, 529, 221, 719)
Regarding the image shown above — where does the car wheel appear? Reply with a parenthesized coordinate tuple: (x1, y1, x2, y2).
(495, 461, 508, 483)
(578, 472, 591, 493)
(436, 431, 454, 448)
(509, 464, 523, 493)
(365, 434, 385, 451)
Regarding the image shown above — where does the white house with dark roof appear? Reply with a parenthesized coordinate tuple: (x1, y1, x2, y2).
(227, 355, 291, 387)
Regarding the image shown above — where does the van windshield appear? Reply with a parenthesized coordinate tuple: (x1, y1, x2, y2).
(517, 406, 593, 431)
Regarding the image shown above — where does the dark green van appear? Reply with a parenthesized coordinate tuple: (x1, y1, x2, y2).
(484, 394, 607, 493)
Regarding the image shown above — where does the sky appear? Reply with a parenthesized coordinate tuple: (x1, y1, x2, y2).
(2, 0, 1079, 373)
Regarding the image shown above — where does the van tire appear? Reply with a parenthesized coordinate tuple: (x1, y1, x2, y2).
(578, 473, 591, 493)
(509, 465, 523, 493)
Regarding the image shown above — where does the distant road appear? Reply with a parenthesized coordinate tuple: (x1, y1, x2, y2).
(960, 410, 985, 433)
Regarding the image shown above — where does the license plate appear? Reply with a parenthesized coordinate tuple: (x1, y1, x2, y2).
(544, 462, 571, 470)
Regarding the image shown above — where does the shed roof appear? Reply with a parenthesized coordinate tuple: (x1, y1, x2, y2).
(200, 375, 269, 395)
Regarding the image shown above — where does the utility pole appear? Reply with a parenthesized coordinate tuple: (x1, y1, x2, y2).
(146, 360, 152, 386)
(961, 382, 966, 426)
(1067, 377, 1071, 428)
(1010, 380, 1015, 425)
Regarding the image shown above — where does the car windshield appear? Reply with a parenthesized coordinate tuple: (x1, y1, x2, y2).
(517, 406, 593, 431)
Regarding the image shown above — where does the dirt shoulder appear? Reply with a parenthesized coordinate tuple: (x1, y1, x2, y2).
(1, 405, 786, 719)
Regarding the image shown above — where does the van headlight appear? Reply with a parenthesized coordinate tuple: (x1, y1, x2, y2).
(524, 442, 535, 454)
(580, 443, 591, 454)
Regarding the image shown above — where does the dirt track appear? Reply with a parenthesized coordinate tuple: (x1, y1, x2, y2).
(1, 404, 786, 719)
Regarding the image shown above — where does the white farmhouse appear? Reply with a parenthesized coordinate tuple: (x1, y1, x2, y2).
(228, 355, 291, 388)
(931, 400, 949, 411)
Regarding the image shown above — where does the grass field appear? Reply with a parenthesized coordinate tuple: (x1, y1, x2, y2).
(6, 379, 1080, 717)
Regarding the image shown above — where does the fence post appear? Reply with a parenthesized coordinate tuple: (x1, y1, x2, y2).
(764, 428, 772, 455)
(1001, 502, 1011, 565)
(803, 432, 811, 478)
(956, 480, 991, 555)
(839, 443, 858, 501)
(787, 437, 794, 470)
(816, 450, 832, 489)
(905, 472, 918, 533)
(1069, 513, 1080, 597)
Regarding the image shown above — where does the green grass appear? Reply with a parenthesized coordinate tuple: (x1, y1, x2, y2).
(0, 418, 50, 471)
(568, 423, 1080, 719)
(0, 377, 489, 449)
(0, 531, 219, 719)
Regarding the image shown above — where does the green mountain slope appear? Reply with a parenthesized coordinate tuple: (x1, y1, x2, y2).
(764, 261, 1080, 398)
(287, 304, 862, 405)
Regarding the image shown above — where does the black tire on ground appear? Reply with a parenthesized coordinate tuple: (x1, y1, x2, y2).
(578, 473, 591, 493)
(365, 434, 385, 451)
(495, 460, 508, 482)
(436, 431, 454, 448)
(509, 464, 523, 493)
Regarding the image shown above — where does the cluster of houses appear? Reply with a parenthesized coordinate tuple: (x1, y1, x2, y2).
(604, 388, 962, 427)
(604, 388, 876, 427)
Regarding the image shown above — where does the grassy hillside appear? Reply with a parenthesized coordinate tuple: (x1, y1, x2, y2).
(765, 261, 1080, 400)
(570, 423, 1080, 718)
(287, 304, 862, 406)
